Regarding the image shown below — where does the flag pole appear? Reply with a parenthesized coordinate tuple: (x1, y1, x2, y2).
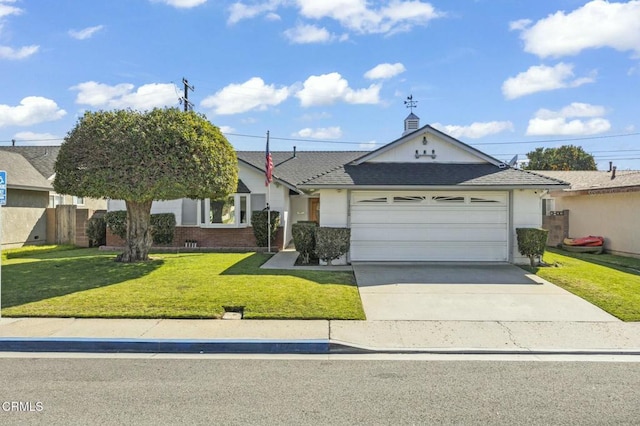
(266, 131, 272, 253)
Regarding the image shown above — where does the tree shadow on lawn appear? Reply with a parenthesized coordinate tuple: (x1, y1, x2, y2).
(220, 252, 357, 286)
(2, 252, 163, 308)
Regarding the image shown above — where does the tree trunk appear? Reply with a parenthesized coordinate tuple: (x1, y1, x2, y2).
(117, 200, 153, 263)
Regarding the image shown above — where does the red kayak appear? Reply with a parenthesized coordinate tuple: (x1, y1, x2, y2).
(563, 236, 604, 247)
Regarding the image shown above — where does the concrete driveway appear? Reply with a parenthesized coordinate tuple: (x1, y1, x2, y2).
(352, 263, 620, 322)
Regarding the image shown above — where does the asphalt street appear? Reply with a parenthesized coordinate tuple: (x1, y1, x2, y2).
(1, 357, 639, 425)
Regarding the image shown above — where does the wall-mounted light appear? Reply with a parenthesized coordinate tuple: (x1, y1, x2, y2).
(422, 135, 428, 145)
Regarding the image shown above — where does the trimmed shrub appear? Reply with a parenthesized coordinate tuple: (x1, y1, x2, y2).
(516, 227, 549, 267)
(292, 222, 317, 264)
(150, 213, 176, 245)
(86, 214, 107, 247)
(104, 210, 127, 240)
(251, 210, 280, 248)
(316, 227, 350, 266)
(104, 210, 176, 245)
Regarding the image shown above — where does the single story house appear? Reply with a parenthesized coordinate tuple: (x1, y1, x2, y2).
(0, 146, 106, 210)
(535, 168, 640, 258)
(108, 113, 568, 264)
(0, 150, 52, 248)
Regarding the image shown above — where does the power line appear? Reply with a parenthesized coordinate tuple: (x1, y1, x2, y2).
(472, 131, 640, 146)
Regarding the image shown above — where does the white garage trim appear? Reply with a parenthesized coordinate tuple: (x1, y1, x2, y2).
(350, 191, 508, 262)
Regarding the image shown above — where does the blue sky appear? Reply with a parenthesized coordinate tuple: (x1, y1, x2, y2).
(1, 0, 639, 169)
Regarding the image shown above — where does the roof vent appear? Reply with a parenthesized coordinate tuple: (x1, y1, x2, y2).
(403, 95, 420, 136)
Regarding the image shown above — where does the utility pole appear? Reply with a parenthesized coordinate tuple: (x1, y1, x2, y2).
(180, 78, 195, 112)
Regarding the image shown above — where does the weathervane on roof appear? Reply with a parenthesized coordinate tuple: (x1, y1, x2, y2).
(404, 95, 417, 113)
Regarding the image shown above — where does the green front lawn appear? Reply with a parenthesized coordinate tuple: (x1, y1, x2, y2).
(1, 248, 365, 320)
(528, 248, 640, 321)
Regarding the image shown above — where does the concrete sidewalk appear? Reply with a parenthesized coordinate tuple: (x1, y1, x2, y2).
(1, 317, 640, 354)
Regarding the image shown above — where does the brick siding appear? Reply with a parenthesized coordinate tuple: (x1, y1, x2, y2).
(106, 226, 283, 251)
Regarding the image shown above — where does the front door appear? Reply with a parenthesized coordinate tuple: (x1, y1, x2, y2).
(309, 198, 320, 224)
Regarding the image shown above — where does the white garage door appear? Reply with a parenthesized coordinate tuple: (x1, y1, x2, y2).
(350, 191, 508, 262)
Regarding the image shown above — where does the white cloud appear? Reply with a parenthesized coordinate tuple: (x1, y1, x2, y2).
(359, 140, 378, 150)
(297, 0, 442, 34)
(514, 0, 640, 58)
(229, 0, 442, 34)
(13, 131, 62, 146)
(293, 126, 342, 139)
(0, 44, 38, 59)
(0, 0, 22, 19)
(228, 0, 283, 25)
(432, 121, 514, 139)
(502, 63, 595, 99)
(0, 96, 67, 127)
(201, 77, 290, 115)
(364, 62, 406, 80)
(508, 19, 531, 31)
(296, 72, 381, 107)
(0, 1, 38, 59)
(535, 102, 606, 119)
(152, 0, 207, 9)
(526, 102, 611, 135)
(218, 125, 235, 134)
(284, 24, 332, 44)
(68, 25, 104, 40)
(71, 81, 179, 110)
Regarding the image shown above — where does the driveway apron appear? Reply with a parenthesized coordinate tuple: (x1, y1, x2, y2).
(352, 263, 619, 322)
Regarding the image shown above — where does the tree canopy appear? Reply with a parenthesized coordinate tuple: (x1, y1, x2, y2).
(524, 145, 597, 171)
(54, 108, 238, 262)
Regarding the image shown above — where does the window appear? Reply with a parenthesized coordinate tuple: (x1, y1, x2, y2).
(73, 196, 85, 206)
(432, 195, 465, 203)
(470, 197, 499, 204)
(49, 194, 63, 208)
(200, 194, 249, 226)
(393, 196, 427, 203)
(357, 197, 388, 204)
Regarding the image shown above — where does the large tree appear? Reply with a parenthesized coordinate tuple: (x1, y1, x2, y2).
(524, 145, 597, 171)
(54, 108, 237, 262)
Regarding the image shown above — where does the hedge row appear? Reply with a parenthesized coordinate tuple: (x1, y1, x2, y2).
(292, 222, 350, 265)
(103, 211, 176, 245)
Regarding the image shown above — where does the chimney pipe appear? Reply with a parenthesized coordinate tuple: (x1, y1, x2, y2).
(611, 166, 617, 180)
(608, 161, 612, 172)
(293, 146, 296, 158)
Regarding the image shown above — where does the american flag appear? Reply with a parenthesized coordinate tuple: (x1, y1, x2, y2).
(265, 131, 273, 186)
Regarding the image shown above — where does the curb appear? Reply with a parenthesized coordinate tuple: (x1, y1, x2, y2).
(0, 338, 330, 354)
(329, 341, 640, 356)
(2, 338, 639, 356)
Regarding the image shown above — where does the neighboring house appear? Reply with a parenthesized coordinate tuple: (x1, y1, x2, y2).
(0, 146, 106, 210)
(108, 113, 568, 264)
(534, 169, 640, 258)
(0, 150, 52, 248)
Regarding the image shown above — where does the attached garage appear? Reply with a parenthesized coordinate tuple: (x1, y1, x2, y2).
(350, 191, 509, 262)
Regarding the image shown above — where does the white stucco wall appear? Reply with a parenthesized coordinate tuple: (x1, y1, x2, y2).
(319, 189, 348, 226)
(511, 189, 544, 264)
(553, 191, 640, 258)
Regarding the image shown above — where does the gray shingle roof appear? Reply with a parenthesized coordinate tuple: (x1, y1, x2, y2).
(0, 150, 53, 191)
(237, 151, 366, 186)
(532, 170, 640, 192)
(299, 163, 569, 188)
(0, 146, 60, 179)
